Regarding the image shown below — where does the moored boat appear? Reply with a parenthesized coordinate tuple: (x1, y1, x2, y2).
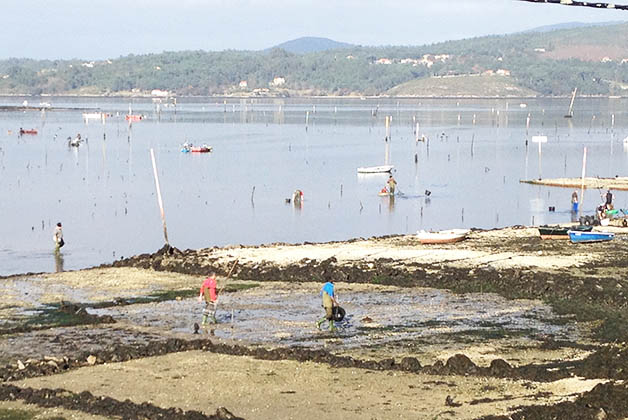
(125, 114, 144, 122)
(357, 165, 394, 174)
(538, 224, 592, 240)
(83, 112, 108, 122)
(568, 230, 615, 243)
(417, 229, 469, 244)
(181, 143, 212, 153)
(19, 128, 38, 135)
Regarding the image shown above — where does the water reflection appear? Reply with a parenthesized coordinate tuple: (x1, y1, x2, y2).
(54, 250, 64, 273)
(1, 96, 627, 275)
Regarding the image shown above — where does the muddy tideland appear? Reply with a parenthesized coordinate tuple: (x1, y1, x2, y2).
(3, 226, 628, 419)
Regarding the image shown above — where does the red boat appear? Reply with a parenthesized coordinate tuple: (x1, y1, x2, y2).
(190, 146, 212, 153)
(181, 143, 212, 153)
(125, 114, 144, 122)
(19, 128, 38, 135)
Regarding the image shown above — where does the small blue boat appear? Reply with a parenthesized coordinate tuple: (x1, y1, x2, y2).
(568, 230, 615, 243)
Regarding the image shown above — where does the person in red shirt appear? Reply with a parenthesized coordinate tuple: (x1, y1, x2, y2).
(198, 272, 218, 325)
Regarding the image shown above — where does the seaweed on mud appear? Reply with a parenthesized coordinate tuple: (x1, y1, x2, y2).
(477, 382, 628, 420)
(88, 288, 200, 309)
(0, 408, 43, 420)
(435, 327, 540, 343)
(550, 298, 628, 342)
(222, 283, 260, 292)
(0, 303, 115, 336)
(0, 384, 242, 420)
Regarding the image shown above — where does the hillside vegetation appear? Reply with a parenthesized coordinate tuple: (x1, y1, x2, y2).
(1, 23, 627, 97)
(387, 74, 538, 97)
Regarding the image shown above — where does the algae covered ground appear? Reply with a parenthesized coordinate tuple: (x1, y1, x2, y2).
(1, 226, 628, 419)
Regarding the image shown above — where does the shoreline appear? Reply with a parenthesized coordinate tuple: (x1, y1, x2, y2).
(1, 93, 624, 100)
(3, 225, 628, 418)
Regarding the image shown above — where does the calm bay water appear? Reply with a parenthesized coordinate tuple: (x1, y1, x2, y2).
(1, 96, 627, 275)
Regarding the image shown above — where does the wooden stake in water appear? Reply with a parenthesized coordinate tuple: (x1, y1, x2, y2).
(150, 148, 169, 245)
(588, 115, 596, 134)
(415, 122, 419, 142)
(565, 87, 577, 118)
(579, 147, 587, 217)
(305, 111, 309, 131)
(385, 116, 390, 141)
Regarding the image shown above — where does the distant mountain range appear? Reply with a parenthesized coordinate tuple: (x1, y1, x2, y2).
(269, 37, 353, 54)
(271, 22, 627, 54)
(524, 21, 625, 33)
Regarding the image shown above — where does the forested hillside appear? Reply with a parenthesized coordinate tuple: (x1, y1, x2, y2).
(1, 23, 627, 97)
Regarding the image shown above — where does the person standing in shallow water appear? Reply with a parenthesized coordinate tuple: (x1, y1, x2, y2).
(387, 175, 397, 196)
(316, 277, 339, 332)
(571, 191, 579, 213)
(53, 222, 64, 249)
(198, 272, 218, 325)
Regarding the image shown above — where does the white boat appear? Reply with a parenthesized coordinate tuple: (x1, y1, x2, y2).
(417, 229, 469, 244)
(357, 165, 394, 174)
(358, 129, 394, 174)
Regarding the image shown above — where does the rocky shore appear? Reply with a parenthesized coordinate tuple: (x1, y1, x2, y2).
(2, 226, 628, 419)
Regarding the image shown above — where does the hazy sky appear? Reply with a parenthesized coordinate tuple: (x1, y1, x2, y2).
(3, 0, 627, 60)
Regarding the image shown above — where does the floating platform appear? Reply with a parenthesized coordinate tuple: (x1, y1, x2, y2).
(520, 177, 628, 191)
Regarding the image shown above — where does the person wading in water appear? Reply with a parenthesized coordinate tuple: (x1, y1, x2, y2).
(387, 175, 397, 195)
(53, 222, 64, 249)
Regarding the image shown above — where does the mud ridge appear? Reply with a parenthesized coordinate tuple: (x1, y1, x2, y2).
(109, 243, 628, 310)
(1, 336, 613, 384)
(477, 382, 628, 420)
(0, 383, 243, 420)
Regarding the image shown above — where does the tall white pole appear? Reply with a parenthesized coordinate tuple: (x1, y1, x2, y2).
(150, 148, 169, 245)
(538, 141, 542, 180)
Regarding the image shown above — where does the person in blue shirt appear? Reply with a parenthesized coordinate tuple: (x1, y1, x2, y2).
(316, 277, 339, 331)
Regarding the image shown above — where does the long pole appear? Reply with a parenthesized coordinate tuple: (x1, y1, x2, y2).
(150, 148, 169, 245)
(579, 146, 587, 217)
(567, 87, 577, 117)
(538, 141, 543, 180)
(218, 259, 240, 295)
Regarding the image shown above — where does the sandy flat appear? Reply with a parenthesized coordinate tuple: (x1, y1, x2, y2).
(13, 351, 604, 420)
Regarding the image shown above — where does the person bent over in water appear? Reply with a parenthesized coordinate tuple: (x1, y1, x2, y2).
(198, 272, 218, 325)
(316, 277, 339, 332)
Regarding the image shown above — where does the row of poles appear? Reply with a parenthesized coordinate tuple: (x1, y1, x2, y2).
(147, 99, 617, 246)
